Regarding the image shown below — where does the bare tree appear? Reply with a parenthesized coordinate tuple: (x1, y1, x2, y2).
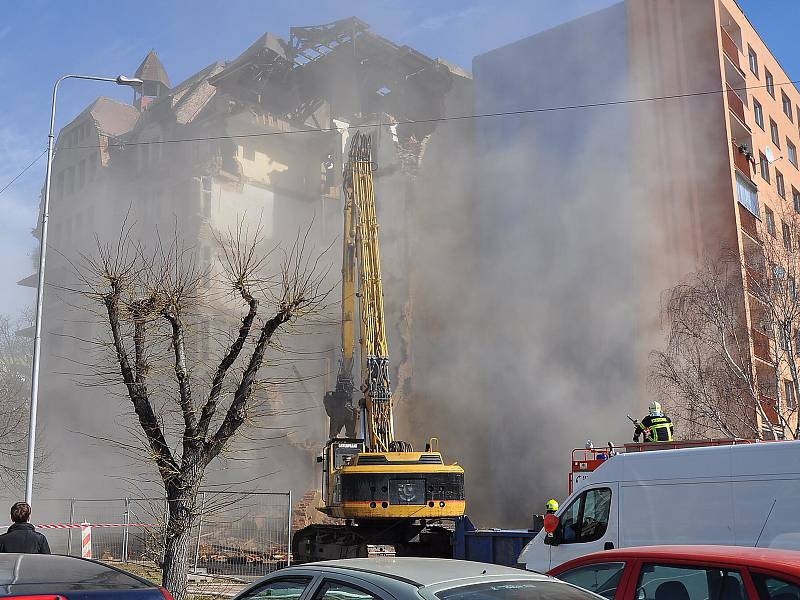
(0, 313, 34, 488)
(651, 209, 800, 440)
(744, 205, 800, 439)
(76, 223, 330, 600)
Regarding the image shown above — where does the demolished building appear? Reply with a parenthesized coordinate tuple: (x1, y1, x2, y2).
(18, 17, 474, 507)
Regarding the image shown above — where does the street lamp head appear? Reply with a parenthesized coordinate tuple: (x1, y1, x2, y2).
(116, 75, 144, 87)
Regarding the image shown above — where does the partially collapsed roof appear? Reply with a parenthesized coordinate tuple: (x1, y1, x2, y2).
(87, 97, 140, 136)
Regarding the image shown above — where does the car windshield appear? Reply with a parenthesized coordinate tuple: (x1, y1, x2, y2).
(435, 580, 600, 600)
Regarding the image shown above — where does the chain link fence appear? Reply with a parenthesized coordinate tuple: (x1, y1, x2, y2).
(29, 492, 291, 578)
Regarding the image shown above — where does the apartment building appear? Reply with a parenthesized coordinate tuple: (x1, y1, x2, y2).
(716, 0, 800, 434)
(469, 0, 798, 524)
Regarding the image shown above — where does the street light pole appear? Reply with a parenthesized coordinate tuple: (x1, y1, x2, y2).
(25, 74, 143, 505)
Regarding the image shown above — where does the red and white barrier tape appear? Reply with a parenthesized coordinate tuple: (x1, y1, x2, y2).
(4, 523, 159, 529)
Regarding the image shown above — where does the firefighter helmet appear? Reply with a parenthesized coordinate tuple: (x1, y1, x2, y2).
(545, 499, 559, 513)
(649, 401, 663, 417)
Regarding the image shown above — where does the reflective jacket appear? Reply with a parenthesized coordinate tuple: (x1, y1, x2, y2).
(635, 415, 674, 442)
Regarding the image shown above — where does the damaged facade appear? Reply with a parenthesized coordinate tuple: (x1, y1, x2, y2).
(19, 18, 473, 503)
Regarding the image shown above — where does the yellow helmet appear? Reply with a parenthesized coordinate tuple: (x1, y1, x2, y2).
(545, 499, 559, 512)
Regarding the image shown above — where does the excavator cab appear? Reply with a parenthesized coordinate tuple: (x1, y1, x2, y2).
(319, 438, 365, 502)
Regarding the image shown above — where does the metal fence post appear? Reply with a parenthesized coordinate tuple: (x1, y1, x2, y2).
(193, 492, 205, 572)
(287, 491, 292, 566)
(123, 498, 130, 563)
(67, 498, 75, 556)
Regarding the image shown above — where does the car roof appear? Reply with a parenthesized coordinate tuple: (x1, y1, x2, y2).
(552, 545, 800, 574)
(0, 553, 153, 588)
(304, 558, 550, 587)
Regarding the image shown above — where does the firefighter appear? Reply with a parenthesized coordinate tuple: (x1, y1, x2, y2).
(545, 499, 559, 514)
(633, 401, 674, 442)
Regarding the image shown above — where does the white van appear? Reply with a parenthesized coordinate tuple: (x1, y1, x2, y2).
(518, 440, 800, 573)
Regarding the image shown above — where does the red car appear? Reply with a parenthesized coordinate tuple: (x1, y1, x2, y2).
(547, 545, 800, 600)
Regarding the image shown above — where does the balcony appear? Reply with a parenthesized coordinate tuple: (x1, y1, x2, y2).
(759, 395, 780, 425)
(732, 143, 754, 179)
(752, 328, 773, 363)
(720, 27, 742, 71)
(738, 203, 760, 241)
(727, 84, 747, 125)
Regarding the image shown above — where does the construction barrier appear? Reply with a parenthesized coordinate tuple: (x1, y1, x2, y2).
(81, 523, 91, 559)
(13, 493, 292, 577)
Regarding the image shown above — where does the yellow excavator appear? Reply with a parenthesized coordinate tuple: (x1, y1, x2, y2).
(293, 132, 465, 562)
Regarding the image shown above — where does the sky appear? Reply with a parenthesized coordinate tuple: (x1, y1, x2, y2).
(1, 0, 799, 316)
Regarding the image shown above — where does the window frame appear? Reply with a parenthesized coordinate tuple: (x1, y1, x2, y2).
(770, 118, 781, 148)
(554, 561, 628, 600)
(754, 98, 765, 129)
(788, 139, 798, 168)
(766, 68, 775, 98)
(777, 170, 786, 199)
(748, 45, 759, 77)
(749, 570, 800, 600)
(783, 220, 792, 250)
(554, 487, 613, 545)
(311, 578, 387, 600)
(766, 206, 776, 237)
(632, 561, 747, 600)
(238, 576, 316, 600)
(793, 187, 800, 213)
(783, 91, 794, 122)
(760, 152, 770, 182)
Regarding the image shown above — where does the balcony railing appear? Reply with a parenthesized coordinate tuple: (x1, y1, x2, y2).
(720, 27, 742, 71)
(727, 84, 747, 125)
(733, 143, 754, 178)
(759, 394, 780, 425)
(738, 203, 760, 241)
(752, 328, 773, 363)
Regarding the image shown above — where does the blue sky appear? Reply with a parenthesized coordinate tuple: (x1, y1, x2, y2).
(1, 0, 799, 315)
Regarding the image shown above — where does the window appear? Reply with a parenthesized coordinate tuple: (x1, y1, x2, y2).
(795, 329, 800, 353)
(557, 487, 612, 544)
(789, 140, 798, 167)
(751, 572, 800, 600)
(777, 170, 786, 198)
(783, 221, 792, 250)
(239, 578, 311, 600)
(782, 91, 793, 121)
(556, 563, 626, 600)
(636, 564, 745, 600)
(760, 152, 770, 182)
(315, 581, 379, 600)
(754, 98, 765, 129)
(737, 173, 760, 216)
(766, 69, 775, 97)
(766, 206, 776, 237)
(436, 581, 598, 600)
(781, 328, 790, 351)
(794, 187, 800, 213)
(771, 119, 781, 147)
(748, 45, 759, 77)
(785, 381, 796, 410)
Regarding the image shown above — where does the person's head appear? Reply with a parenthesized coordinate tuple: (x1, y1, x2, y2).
(10, 502, 31, 524)
(545, 499, 559, 514)
(649, 401, 663, 417)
